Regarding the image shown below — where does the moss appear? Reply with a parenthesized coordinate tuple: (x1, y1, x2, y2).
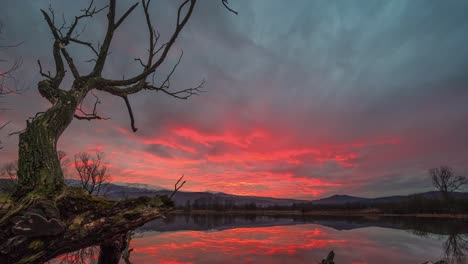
(18, 251, 45, 264)
(55, 187, 113, 215)
(121, 203, 151, 220)
(154, 195, 174, 207)
(0, 194, 11, 207)
(28, 240, 44, 250)
(69, 215, 85, 229)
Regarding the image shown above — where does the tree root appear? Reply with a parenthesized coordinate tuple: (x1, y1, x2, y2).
(0, 187, 173, 264)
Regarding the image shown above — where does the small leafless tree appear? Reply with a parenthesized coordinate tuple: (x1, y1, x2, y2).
(0, 22, 21, 95)
(0, 160, 18, 214)
(430, 166, 467, 200)
(74, 151, 110, 195)
(1, 21, 22, 151)
(0, 160, 18, 192)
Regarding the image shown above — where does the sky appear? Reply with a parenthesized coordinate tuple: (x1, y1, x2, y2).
(1, 0, 468, 199)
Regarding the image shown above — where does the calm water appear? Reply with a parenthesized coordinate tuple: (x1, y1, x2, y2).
(51, 214, 468, 264)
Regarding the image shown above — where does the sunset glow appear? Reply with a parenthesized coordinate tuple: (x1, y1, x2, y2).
(1, 0, 467, 199)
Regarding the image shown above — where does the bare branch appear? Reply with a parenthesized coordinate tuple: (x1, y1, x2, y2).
(148, 79, 205, 100)
(134, 58, 146, 68)
(115, 2, 139, 29)
(177, 0, 191, 26)
(0, 121, 11, 150)
(1, 52, 22, 95)
(37, 60, 53, 79)
(170, 174, 186, 199)
(144, 51, 206, 99)
(74, 92, 110, 121)
(60, 46, 80, 79)
(0, 121, 10, 132)
(96, 50, 203, 130)
(41, 1, 109, 81)
(69, 38, 99, 56)
(65, 0, 108, 41)
(40, 10, 70, 82)
(122, 95, 137, 132)
(100, 0, 197, 86)
(221, 0, 238, 15)
(92, 1, 139, 76)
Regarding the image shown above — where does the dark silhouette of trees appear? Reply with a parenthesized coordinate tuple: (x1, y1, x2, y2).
(74, 151, 110, 196)
(430, 166, 467, 200)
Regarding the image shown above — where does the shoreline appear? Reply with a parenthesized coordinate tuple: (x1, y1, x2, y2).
(172, 209, 468, 219)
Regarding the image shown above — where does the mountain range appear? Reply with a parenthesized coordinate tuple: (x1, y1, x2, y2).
(77, 180, 468, 207)
(1, 179, 467, 207)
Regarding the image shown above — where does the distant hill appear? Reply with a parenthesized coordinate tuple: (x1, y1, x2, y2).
(310, 195, 370, 205)
(310, 191, 468, 205)
(104, 186, 309, 207)
(1, 178, 467, 207)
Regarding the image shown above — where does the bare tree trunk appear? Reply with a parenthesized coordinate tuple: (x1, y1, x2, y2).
(17, 91, 81, 195)
(98, 233, 127, 264)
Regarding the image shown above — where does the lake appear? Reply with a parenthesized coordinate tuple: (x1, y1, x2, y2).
(50, 214, 468, 264)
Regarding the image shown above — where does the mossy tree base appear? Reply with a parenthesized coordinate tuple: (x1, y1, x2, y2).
(0, 187, 173, 264)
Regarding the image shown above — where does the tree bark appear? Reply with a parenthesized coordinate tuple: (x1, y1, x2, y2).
(17, 84, 81, 195)
(98, 233, 128, 264)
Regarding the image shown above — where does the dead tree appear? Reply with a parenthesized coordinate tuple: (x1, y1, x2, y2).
(430, 166, 467, 200)
(0, 1, 236, 263)
(74, 151, 109, 195)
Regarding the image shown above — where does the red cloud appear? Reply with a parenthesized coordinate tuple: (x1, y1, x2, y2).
(104, 123, 400, 199)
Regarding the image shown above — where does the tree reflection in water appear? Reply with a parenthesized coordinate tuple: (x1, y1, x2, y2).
(56, 247, 98, 264)
(443, 233, 468, 264)
(412, 227, 468, 264)
(48, 232, 135, 264)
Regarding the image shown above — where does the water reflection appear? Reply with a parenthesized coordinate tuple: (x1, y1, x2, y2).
(54, 247, 98, 264)
(49, 214, 468, 264)
(444, 233, 468, 264)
